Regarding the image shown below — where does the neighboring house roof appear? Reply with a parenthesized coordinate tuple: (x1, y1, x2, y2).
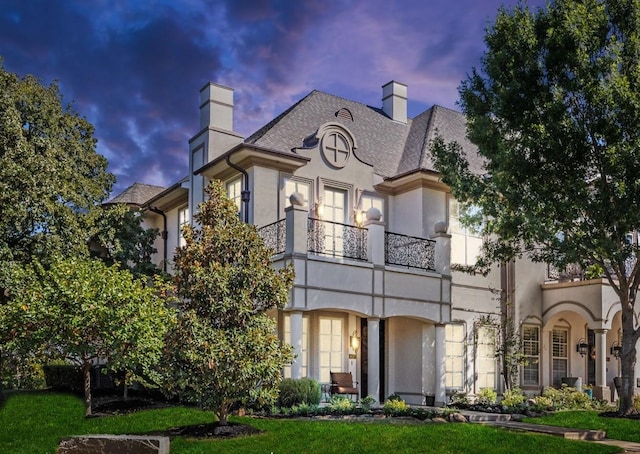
(245, 90, 483, 179)
(106, 182, 166, 206)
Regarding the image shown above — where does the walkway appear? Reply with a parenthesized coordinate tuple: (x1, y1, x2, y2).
(459, 410, 640, 453)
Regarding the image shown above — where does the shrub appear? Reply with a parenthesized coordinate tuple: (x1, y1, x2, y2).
(387, 392, 402, 402)
(383, 397, 408, 415)
(541, 384, 594, 410)
(42, 363, 83, 394)
(328, 395, 355, 413)
(633, 394, 640, 412)
(449, 391, 470, 407)
(277, 378, 321, 407)
(0, 354, 46, 390)
(530, 395, 554, 411)
(359, 395, 376, 411)
(476, 388, 497, 406)
(501, 388, 526, 409)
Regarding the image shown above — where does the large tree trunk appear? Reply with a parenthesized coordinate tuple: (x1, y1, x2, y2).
(619, 301, 637, 415)
(83, 362, 92, 417)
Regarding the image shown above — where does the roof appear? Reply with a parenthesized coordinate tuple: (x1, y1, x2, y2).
(245, 90, 482, 179)
(106, 182, 166, 206)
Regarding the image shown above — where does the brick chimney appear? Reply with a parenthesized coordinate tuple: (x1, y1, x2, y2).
(382, 81, 408, 123)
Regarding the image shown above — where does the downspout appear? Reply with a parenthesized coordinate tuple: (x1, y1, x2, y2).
(148, 207, 167, 273)
(226, 154, 251, 223)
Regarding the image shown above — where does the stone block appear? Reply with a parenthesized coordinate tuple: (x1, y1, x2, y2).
(57, 435, 169, 454)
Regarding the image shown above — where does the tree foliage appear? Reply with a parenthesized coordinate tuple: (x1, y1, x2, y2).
(164, 180, 295, 424)
(0, 257, 176, 416)
(92, 204, 161, 279)
(432, 0, 640, 414)
(0, 61, 114, 271)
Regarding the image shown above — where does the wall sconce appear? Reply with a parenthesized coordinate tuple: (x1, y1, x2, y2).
(610, 341, 622, 359)
(354, 210, 364, 226)
(576, 338, 589, 357)
(350, 330, 360, 353)
(315, 198, 324, 219)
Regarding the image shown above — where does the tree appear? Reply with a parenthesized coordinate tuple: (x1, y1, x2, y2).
(92, 204, 162, 279)
(0, 61, 114, 277)
(0, 257, 176, 416)
(431, 0, 640, 414)
(164, 180, 294, 424)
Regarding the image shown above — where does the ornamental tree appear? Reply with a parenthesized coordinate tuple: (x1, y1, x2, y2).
(164, 180, 294, 424)
(432, 0, 640, 415)
(0, 258, 176, 416)
(0, 61, 113, 277)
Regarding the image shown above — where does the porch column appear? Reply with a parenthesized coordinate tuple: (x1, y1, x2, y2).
(434, 324, 446, 406)
(431, 222, 451, 276)
(365, 215, 385, 266)
(289, 311, 303, 379)
(594, 329, 611, 401)
(367, 318, 380, 402)
(285, 197, 308, 255)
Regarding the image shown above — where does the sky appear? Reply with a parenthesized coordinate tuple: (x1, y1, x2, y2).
(0, 0, 547, 198)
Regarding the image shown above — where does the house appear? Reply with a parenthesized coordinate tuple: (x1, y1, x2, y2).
(114, 81, 633, 405)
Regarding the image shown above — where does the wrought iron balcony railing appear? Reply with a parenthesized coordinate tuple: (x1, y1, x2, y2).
(385, 231, 436, 271)
(307, 218, 368, 261)
(257, 219, 286, 255)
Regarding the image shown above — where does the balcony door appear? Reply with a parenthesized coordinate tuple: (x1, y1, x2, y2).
(323, 187, 347, 256)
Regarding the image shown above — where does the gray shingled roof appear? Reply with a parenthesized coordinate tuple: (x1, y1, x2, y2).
(245, 90, 482, 178)
(107, 182, 166, 206)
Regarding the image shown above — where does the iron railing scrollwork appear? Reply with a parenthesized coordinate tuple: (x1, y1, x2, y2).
(307, 218, 368, 261)
(258, 219, 286, 255)
(385, 231, 436, 271)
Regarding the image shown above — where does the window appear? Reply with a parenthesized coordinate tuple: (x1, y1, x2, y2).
(283, 314, 309, 378)
(450, 199, 483, 266)
(319, 317, 343, 383)
(226, 177, 242, 216)
(522, 325, 540, 386)
(552, 328, 568, 387)
(283, 178, 310, 212)
(178, 206, 189, 247)
(476, 325, 496, 390)
(321, 132, 350, 168)
(445, 324, 465, 389)
(358, 194, 383, 223)
(322, 187, 347, 256)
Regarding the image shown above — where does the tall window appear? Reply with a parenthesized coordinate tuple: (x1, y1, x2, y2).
(552, 328, 568, 387)
(322, 187, 347, 256)
(226, 177, 242, 216)
(283, 178, 310, 212)
(283, 315, 309, 379)
(522, 325, 540, 386)
(445, 324, 465, 390)
(319, 317, 343, 383)
(178, 206, 189, 247)
(449, 199, 483, 266)
(476, 325, 496, 390)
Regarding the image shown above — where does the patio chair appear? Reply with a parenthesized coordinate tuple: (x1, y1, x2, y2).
(330, 371, 358, 400)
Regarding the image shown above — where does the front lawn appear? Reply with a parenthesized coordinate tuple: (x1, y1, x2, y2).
(0, 392, 621, 453)
(525, 411, 640, 443)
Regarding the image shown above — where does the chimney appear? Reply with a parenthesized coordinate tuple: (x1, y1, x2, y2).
(382, 81, 408, 123)
(199, 82, 234, 130)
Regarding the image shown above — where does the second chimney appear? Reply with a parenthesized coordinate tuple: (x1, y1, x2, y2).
(382, 81, 407, 123)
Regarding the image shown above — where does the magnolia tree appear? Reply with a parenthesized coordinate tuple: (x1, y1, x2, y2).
(432, 0, 640, 415)
(0, 258, 176, 416)
(164, 180, 294, 424)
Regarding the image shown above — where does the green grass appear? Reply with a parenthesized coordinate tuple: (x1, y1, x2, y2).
(0, 392, 621, 453)
(526, 410, 640, 443)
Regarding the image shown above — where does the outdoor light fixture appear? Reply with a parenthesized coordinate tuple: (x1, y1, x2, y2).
(350, 330, 360, 353)
(611, 341, 622, 359)
(354, 210, 364, 226)
(576, 338, 589, 357)
(315, 198, 324, 219)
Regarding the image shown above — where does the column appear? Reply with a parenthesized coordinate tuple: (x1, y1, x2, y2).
(367, 318, 380, 402)
(434, 324, 446, 406)
(285, 200, 308, 255)
(290, 311, 303, 380)
(431, 221, 451, 276)
(364, 211, 385, 266)
(594, 329, 611, 401)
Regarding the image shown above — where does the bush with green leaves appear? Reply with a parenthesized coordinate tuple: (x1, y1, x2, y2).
(449, 391, 470, 407)
(358, 395, 376, 411)
(277, 378, 321, 407)
(541, 385, 594, 410)
(501, 388, 526, 409)
(633, 394, 640, 412)
(0, 354, 46, 390)
(476, 388, 497, 406)
(383, 397, 408, 415)
(328, 395, 355, 413)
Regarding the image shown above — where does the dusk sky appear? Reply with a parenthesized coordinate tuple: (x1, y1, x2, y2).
(1, 0, 547, 198)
